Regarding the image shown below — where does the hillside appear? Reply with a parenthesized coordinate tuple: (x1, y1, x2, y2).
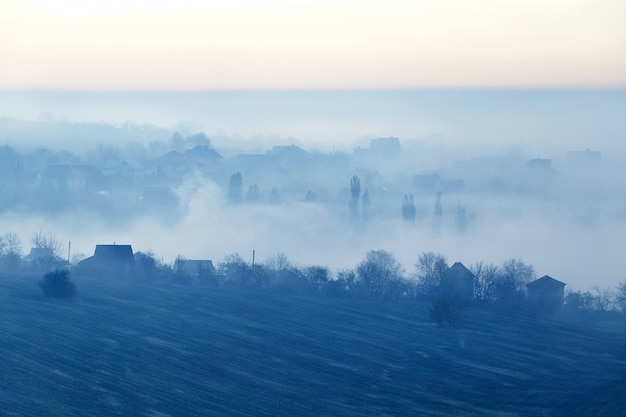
(1, 273, 624, 416)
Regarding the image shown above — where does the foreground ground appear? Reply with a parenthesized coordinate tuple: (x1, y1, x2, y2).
(0, 273, 624, 416)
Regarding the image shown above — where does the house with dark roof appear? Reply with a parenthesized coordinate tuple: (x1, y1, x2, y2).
(440, 262, 475, 304)
(176, 259, 215, 278)
(526, 275, 566, 311)
(77, 244, 135, 276)
(183, 145, 223, 175)
(152, 151, 198, 179)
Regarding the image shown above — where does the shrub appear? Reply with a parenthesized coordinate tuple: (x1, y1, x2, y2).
(429, 300, 465, 327)
(39, 269, 76, 299)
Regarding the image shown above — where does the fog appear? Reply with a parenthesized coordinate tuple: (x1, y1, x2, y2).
(1, 90, 625, 291)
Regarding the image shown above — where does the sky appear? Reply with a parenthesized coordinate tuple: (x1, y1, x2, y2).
(1, 0, 625, 90)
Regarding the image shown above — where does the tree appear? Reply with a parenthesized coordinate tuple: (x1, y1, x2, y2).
(31, 230, 63, 257)
(616, 279, 626, 313)
(415, 252, 448, 299)
(361, 189, 370, 221)
(303, 266, 329, 294)
(0, 232, 22, 270)
(349, 175, 361, 220)
(356, 250, 405, 299)
(228, 172, 243, 204)
(39, 269, 76, 299)
(246, 184, 260, 203)
(429, 300, 465, 327)
(455, 203, 467, 233)
(493, 259, 535, 310)
(402, 194, 416, 222)
(470, 261, 499, 304)
(219, 253, 252, 288)
(432, 191, 442, 231)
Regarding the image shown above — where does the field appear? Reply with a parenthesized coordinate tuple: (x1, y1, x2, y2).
(0, 273, 625, 416)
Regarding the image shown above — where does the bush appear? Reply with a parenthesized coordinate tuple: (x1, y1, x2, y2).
(39, 269, 76, 299)
(429, 300, 465, 327)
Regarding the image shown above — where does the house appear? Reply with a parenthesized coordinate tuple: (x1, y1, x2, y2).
(413, 174, 442, 193)
(440, 262, 475, 304)
(183, 145, 222, 175)
(369, 137, 401, 156)
(42, 164, 102, 192)
(22, 247, 66, 270)
(176, 259, 215, 278)
(152, 151, 198, 179)
(77, 244, 135, 275)
(526, 275, 566, 311)
(266, 144, 309, 164)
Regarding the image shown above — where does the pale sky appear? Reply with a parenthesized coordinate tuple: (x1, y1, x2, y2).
(1, 0, 625, 89)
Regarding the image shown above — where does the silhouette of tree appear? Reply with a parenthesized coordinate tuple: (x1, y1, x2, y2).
(455, 203, 467, 232)
(361, 189, 370, 221)
(0, 232, 22, 270)
(494, 259, 535, 310)
(470, 261, 499, 304)
(32, 231, 64, 255)
(616, 279, 626, 312)
(356, 250, 405, 299)
(415, 252, 448, 299)
(402, 194, 416, 222)
(349, 175, 361, 220)
(429, 300, 465, 327)
(39, 269, 76, 299)
(246, 184, 260, 203)
(432, 191, 442, 231)
(228, 172, 243, 204)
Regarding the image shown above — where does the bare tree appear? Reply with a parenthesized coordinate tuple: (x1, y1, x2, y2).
(356, 250, 405, 299)
(415, 252, 448, 299)
(616, 279, 626, 312)
(0, 232, 22, 270)
(494, 258, 535, 310)
(31, 230, 63, 257)
(470, 261, 500, 304)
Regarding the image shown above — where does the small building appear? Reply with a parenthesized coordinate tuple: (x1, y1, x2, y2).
(526, 275, 566, 311)
(77, 244, 135, 276)
(440, 262, 475, 304)
(176, 259, 215, 278)
(23, 247, 66, 270)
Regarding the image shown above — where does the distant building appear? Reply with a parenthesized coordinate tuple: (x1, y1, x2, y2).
(526, 275, 566, 311)
(267, 144, 309, 164)
(440, 262, 475, 304)
(413, 174, 442, 192)
(77, 244, 135, 276)
(42, 164, 102, 192)
(183, 145, 222, 175)
(176, 259, 215, 278)
(152, 151, 198, 179)
(23, 247, 66, 270)
(527, 158, 553, 171)
(369, 137, 401, 155)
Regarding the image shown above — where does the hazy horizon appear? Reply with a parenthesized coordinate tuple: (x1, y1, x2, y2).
(1, 89, 625, 292)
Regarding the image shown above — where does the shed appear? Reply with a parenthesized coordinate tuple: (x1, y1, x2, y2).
(526, 275, 566, 311)
(440, 262, 475, 304)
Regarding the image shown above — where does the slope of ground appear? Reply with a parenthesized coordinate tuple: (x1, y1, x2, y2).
(0, 273, 624, 416)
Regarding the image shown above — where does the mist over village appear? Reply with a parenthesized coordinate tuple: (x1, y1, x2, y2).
(1, 109, 625, 296)
(2, 1, 626, 415)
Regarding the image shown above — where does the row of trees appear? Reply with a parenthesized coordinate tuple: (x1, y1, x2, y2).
(136, 249, 626, 315)
(0, 231, 67, 271)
